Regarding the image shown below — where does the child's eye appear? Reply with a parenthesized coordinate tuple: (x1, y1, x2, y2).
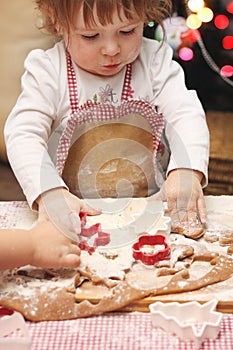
(81, 33, 99, 40)
(120, 28, 136, 36)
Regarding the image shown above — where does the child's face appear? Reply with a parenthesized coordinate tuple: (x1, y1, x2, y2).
(64, 5, 144, 76)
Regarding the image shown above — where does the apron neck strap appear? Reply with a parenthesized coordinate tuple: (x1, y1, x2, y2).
(121, 63, 132, 102)
(66, 50, 79, 113)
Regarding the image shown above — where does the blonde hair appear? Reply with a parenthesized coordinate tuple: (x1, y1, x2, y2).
(35, 0, 172, 36)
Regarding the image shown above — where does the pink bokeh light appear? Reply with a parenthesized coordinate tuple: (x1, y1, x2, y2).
(220, 65, 233, 77)
(178, 47, 194, 61)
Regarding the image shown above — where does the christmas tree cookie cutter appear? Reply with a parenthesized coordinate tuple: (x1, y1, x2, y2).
(149, 300, 222, 349)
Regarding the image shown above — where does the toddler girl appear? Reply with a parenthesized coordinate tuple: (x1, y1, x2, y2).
(4, 0, 209, 243)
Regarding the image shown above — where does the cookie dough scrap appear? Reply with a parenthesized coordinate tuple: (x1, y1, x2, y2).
(171, 225, 205, 239)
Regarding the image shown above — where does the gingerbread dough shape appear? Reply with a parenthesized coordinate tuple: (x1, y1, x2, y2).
(1, 247, 233, 321)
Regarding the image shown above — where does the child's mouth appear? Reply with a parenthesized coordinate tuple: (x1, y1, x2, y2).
(104, 64, 120, 70)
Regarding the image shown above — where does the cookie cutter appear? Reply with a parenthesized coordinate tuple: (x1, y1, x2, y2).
(149, 300, 222, 349)
(79, 211, 110, 254)
(0, 307, 31, 350)
(132, 234, 170, 266)
(81, 198, 172, 248)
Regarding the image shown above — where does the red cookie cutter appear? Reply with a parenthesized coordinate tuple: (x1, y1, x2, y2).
(132, 234, 170, 266)
(78, 211, 110, 255)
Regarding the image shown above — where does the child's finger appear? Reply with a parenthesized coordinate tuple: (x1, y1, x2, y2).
(61, 254, 81, 268)
(197, 196, 207, 224)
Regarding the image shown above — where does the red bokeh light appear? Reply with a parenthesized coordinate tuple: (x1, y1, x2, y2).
(181, 29, 201, 42)
(226, 1, 233, 14)
(214, 15, 229, 29)
(222, 36, 233, 50)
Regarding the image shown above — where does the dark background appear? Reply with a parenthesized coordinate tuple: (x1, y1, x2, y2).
(143, 0, 233, 112)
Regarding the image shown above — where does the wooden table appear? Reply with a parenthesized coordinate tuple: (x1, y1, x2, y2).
(1, 196, 233, 350)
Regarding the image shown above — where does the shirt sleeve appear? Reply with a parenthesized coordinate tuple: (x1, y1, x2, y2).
(149, 41, 209, 186)
(4, 48, 68, 209)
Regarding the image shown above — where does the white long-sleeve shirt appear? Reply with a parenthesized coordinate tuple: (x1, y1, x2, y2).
(4, 37, 209, 208)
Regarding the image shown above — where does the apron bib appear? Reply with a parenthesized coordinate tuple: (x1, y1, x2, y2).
(56, 51, 165, 199)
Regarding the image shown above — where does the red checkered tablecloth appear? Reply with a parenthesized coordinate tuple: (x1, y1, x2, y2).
(27, 312, 233, 350)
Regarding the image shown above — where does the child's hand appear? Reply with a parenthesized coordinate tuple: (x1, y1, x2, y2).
(155, 169, 206, 230)
(30, 221, 81, 268)
(37, 188, 100, 242)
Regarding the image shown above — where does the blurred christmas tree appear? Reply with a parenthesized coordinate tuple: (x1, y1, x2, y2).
(144, 0, 233, 111)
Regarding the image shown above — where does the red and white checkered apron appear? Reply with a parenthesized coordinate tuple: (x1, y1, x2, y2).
(56, 51, 165, 198)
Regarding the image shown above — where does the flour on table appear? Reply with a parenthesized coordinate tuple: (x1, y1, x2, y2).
(1, 196, 233, 321)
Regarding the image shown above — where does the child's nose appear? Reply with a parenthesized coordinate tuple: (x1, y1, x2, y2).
(101, 39, 120, 56)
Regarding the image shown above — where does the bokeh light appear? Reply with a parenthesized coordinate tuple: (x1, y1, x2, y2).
(226, 1, 233, 14)
(214, 15, 229, 29)
(186, 14, 202, 29)
(222, 36, 233, 50)
(148, 22, 155, 28)
(188, 0, 204, 12)
(220, 65, 233, 77)
(197, 7, 214, 22)
(181, 29, 201, 42)
(178, 47, 194, 61)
